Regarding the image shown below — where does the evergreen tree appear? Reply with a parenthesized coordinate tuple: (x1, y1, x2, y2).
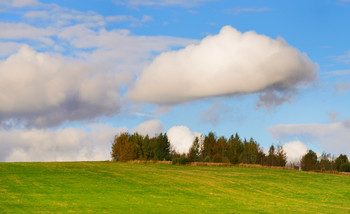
(155, 133, 171, 161)
(319, 153, 334, 171)
(187, 136, 200, 162)
(241, 138, 259, 164)
(276, 146, 287, 167)
(202, 132, 217, 161)
(335, 154, 349, 171)
(227, 133, 243, 164)
(301, 150, 319, 171)
(267, 145, 276, 166)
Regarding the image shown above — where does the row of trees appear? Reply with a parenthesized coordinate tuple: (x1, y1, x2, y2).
(111, 131, 350, 172)
(300, 150, 350, 172)
(111, 132, 171, 162)
(111, 132, 286, 167)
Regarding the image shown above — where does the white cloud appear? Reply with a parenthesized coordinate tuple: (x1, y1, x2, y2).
(142, 15, 153, 22)
(132, 119, 165, 137)
(167, 126, 202, 153)
(127, 26, 317, 106)
(58, 26, 194, 72)
(0, 0, 38, 7)
(0, 22, 55, 44)
(0, 3, 195, 127)
(269, 121, 350, 156)
(282, 141, 308, 163)
(0, 41, 23, 57)
(225, 7, 273, 15)
(0, 45, 126, 127)
(0, 124, 127, 162)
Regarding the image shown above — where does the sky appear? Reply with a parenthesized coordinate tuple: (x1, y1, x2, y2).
(1, 0, 350, 162)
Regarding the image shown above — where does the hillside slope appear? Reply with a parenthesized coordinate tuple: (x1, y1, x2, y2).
(1, 162, 350, 213)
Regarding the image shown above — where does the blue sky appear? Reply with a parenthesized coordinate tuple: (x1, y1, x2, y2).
(0, 0, 349, 162)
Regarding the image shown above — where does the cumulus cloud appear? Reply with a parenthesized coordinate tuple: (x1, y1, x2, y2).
(127, 26, 317, 106)
(282, 141, 308, 163)
(0, 41, 23, 57)
(0, 45, 126, 128)
(269, 121, 350, 156)
(167, 126, 202, 153)
(132, 119, 165, 137)
(0, 2, 194, 128)
(0, 124, 127, 162)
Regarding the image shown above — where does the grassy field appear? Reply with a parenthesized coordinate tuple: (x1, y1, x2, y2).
(1, 162, 350, 213)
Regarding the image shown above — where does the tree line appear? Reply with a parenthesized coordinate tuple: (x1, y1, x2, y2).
(110, 131, 350, 172)
(300, 150, 350, 172)
(111, 131, 286, 167)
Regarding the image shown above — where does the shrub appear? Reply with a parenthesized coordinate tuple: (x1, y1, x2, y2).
(212, 154, 222, 163)
(204, 156, 211, 163)
(172, 156, 187, 165)
(339, 162, 350, 172)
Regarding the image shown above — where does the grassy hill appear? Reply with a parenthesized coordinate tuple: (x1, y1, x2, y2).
(1, 162, 350, 213)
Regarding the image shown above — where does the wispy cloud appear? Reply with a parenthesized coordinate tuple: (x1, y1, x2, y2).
(327, 111, 339, 122)
(106, 14, 153, 27)
(329, 69, 350, 75)
(330, 51, 350, 64)
(225, 7, 273, 15)
(200, 103, 226, 125)
(0, 0, 39, 8)
(113, 0, 217, 8)
(335, 83, 350, 94)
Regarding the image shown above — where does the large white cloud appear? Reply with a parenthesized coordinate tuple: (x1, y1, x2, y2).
(269, 121, 350, 156)
(132, 119, 165, 137)
(167, 126, 202, 154)
(127, 26, 317, 106)
(0, 45, 126, 127)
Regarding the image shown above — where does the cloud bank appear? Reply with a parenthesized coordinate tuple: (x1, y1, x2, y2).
(0, 119, 200, 162)
(0, 124, 127, 162)
(127, 26, 317, 106)
(269, 121, 350, 155)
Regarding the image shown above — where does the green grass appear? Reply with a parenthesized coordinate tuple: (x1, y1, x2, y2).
(1, 162, 350, 213)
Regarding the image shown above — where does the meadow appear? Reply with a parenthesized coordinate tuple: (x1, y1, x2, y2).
(1, 161, 350, 213)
